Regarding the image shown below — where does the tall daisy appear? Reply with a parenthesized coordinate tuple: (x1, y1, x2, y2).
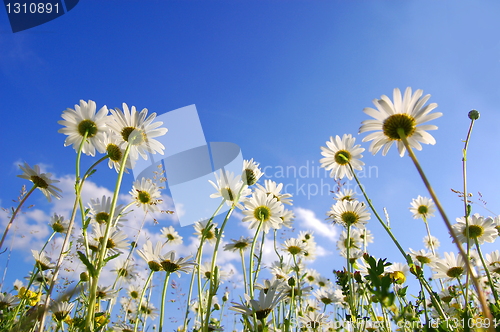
(130, 178, 163, 213)
(452, 213, 498, 245)
(320, 134, 365, 180)
(209, 170, 250, 209)
(17, 162, 62, 202)
(409, 196, 436, 220)
(58, 100, 109, 156)
(160, 226, 183, 245)
(255, 180, 293, 205)
(242, 158, 263, 186)
(431, 252, 466, 280)
(137, 240, 163, 272)
(359, 87, 442, 157)
(88, 195, 128, 226)
(98, 132, 135, 172)
(107, 103, 168, 161)
(242, 191, 284, 233)
(327, 199, 370, 229)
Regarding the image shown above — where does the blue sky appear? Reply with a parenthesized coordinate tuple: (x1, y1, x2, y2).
(1, 0, 500, 329)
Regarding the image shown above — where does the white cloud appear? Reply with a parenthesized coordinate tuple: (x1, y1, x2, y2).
(293, 207, 337, 241)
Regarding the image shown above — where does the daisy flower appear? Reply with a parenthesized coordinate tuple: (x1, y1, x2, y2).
(111, 257, 137, 281)
(88, 195, 128, 226)
(313, 288, 342, 306)
(130, 178, 163, 214)
(223, 236, 252, 252)
(255, 179, 293, 205)
(107, 103, 168, 161)
(159, 251, 195, 276)
(242, 158, 263, 186)
(423, 235, 440, 251)
(431, 252, 466, 280)
(452, 213, 498, 245)
(0, 292, 19, 310)
(409, 196, 436, 220)
(408, 248, 435, 266)
(242, 191, 285, 233)
(137, 240, 163, 272)
(49, 213, 70, 234)
(299, 311, 329, 330)
(334, 188, 357, 202)
(32, 250, 55, 271)
(17, 162, 62, 201)
(320, 134, 365, 180)
(136, 301, 159, 320)
(359, 87, 442, 157)
(87, 224, 129, 255)
(209, 170, 250, 209)
(316, 276, 332, 288)
(304, 269, 320, 285)
(51, 301, 75, 322)
(231, 280, 285, 319)
(58, 100, 109, 156)
(98, 132, 135, 172)
(485, 250, 500, 275)
(160, 226, 183, 245)
(328, 199, 370, 229)
(281, 238, 307, 257)
(385, 262, 409, 284)
(193, 220, 218, 245)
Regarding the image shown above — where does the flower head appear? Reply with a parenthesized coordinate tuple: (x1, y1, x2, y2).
(49, 213, 70, 234)
(160, 251, 195, 276)
(328, 200, 370, 229)
(360, 87, 442, 157)
(231, 280, 286, 319)
(58, 100, 109, 156)
(320, 134, 364, 180)
(452, 213, 498, 245)
(242, 159, 263, 186)
(161, 226, 183, 245)
(130, 178, 163, 213)
(431, 252, 466, 280)
(242, 192, 285, 233)
(107, 103, 168, 161)
(223, 236, 252, 252)
(209, 170, 250, 209)
(194, 220, 219, 245)
(88, 195, 128, 227)
(409, 196, 436, 220)
(18, 162, 62, 202)
(137, 240, 163, 272)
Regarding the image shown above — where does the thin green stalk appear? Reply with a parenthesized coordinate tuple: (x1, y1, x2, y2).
(0, 184, 37, 250)
(204, 206, 235, 332)
(248, 220, 263, 298)
(475, 238, 499, 303)
(86, 143, 131, 331)
(253, 231, 266, 285)
(134, 270, 155, 332)
(240, 249, 248, 296)
(159, 271, 172, 332)
(397, 128, 494, 330)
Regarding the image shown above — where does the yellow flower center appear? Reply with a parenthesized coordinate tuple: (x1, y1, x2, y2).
(106, 144, 122, 162)
(334, 150, 351, 165)
(465, 224, 484, 239)
(446, 266, 464, 278)
(30, 175, 48, 189)
(341, 211, 359, 226)
(382, 114, 416, 140)
(78, 119, 98, 138)
(254, 206, 271, 222)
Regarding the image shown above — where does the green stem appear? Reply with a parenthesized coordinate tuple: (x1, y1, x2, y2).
(248, 221, 263, 298)
(159, 271, 172, 332)
(0, 184, 37, 250)
(475, 238, 499, 303)
(134, 270, 155, 332)
(86, 143, 131, 331)
(397, 128, 494, 330)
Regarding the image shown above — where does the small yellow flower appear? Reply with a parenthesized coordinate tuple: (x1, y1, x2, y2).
(17, 287, 41, 306)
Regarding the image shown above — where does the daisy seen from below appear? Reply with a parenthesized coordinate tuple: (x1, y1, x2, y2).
(209, 170, 250, 209)
(328, 199, 370, 229)
(87, 224, 129, 255)
(49, 213, 70, 234)
(98, 132, 135, 172)
(130, 177, 163, 213)
(452, 213, 498, 245)
(58, 99, 109, 156)
(431, 252, 466, 280)
(223, 236, 252, 252)
(408, 248, 435, 267)
(32, 250, 56, 271)
(242, 158, 263, 186)
(255, 179, 293, 205)
(423, 235, 441, 251)
(194, 220, 218, 245)
(334, 188, 357, 202)
(485, 250, 500, 275)
(51, 301, 75, 322)
(88, 195, 128, 227)
(281, 238, 307, 257)
(159, 251, 195, 276)
(320, 134, 365, 180)
(160, 226, 183, 245)
(18, 162, 62, 202)
(107, 103, 168, 161)
(359, 87, 442, 157)
(409, 196, 436, 220)
(230, 279, 286, 320)
(242, 191, 285, 233)
(137, 240, 163, 272)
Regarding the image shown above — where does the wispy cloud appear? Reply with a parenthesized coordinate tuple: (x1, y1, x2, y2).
(293, 207, 337, 241)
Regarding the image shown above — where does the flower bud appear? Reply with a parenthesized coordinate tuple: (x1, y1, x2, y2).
(468, 110, 480, 120)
